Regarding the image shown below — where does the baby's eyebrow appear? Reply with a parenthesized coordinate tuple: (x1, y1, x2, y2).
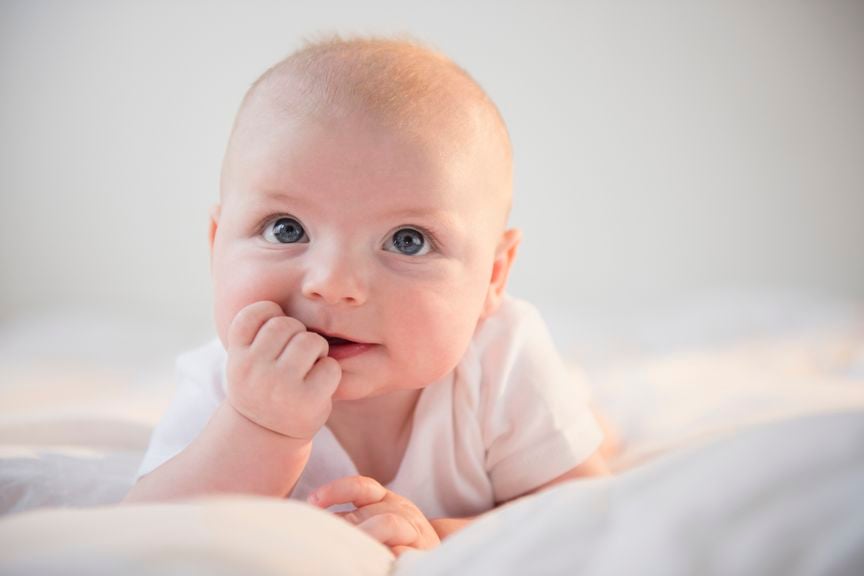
(384, 207, 454, 220)
(257, 188, 459, 228)
(382, 208, 466, 236)
(259, 189, 312, 206)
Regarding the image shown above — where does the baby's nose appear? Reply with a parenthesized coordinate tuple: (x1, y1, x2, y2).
(300, 247, 368, 306)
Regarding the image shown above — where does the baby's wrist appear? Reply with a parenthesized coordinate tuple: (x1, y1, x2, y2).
(223, 401, 316, 447)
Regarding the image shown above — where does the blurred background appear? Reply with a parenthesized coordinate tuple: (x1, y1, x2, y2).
(1, 0, 863, 363)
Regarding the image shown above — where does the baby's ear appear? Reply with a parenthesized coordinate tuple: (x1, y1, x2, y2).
(208, 203, 222, 255)
(481, 228, 522, 318)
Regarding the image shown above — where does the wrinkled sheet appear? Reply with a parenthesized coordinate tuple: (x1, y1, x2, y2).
(395, 410, 864, 576)
(1, 293, 863, 574)
(1, 411, 862, 576)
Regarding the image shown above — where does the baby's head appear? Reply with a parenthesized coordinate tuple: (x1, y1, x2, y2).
(209, 37, 521, 400)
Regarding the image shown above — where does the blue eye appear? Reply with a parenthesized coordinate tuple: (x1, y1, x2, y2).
(264, 217, 307, 244)
(389, 228, 428, 256)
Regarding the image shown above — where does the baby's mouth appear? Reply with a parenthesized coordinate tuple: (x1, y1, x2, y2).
(310, 329, 362, 346)
(310, 330, 374, 361)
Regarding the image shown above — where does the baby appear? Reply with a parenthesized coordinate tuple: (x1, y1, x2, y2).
(125, 37, 609, 554)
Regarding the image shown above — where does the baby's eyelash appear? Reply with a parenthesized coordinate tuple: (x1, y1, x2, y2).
(255, 213, 298, 236)
(251, 214, 446, 253)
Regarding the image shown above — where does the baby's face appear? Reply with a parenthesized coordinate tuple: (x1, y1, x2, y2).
(210, 111, 512, 400)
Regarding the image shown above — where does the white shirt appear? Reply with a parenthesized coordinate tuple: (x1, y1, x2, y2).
(138, 296, 602, 518)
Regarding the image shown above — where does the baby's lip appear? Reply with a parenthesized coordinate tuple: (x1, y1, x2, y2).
(308, 328, 368, 346)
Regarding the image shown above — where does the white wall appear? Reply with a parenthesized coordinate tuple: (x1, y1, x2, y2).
(2, 0, 862, 341)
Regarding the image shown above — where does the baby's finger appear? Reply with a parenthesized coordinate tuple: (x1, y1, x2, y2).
(252, 315, 306, 359)
(303, 356, 341, 396)
(356, 513, 419, 547)
(308, 475, 387, 509)
(277, 330, 329, 373)
(337, 511, 359, 524)
(227, 301, 285, 348)
(332, 501, 388, 526)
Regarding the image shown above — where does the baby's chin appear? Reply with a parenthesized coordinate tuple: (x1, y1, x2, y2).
(329, 372, 430, 403)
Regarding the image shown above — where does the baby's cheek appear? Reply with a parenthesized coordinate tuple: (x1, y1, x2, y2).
(213, 283, 249, 347)
(394, 297, 482, 384)
(213, 265, 290, 345)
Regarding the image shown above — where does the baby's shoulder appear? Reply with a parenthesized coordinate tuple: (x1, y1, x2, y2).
(470, 295, 552, 354)
(457, 295, 562, 401)
(450, 294, 581, 430)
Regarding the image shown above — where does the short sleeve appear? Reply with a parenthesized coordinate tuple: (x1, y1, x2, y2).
(474, 297, 603, 503)
(136, 339, 227, 479)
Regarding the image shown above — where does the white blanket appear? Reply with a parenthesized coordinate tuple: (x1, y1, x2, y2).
(1, 293, 863, 574)
(395, 410, 864, 576)
(1, 411, 861, 575)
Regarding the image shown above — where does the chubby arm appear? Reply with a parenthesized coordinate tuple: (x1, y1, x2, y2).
(124, 402, 312, 502)
(428, 447, 610, 539)
(124, 301, 341, 503)
(530, 447, 611, 489)
(431, 407, 617, 539)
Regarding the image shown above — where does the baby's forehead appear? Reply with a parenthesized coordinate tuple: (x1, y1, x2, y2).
(236, 38, 509, 157)
(223, 39, 513, 226)
(241, 113, 496, 206)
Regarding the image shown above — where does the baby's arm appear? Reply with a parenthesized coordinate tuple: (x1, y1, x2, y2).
(123, 402, 313, 502)
(431, 409, 614, 538)
(428, 445, 610, 540)
(311, 445, 610, 551)
(124, 301, 341, 503)
(433, 409, 616, 538)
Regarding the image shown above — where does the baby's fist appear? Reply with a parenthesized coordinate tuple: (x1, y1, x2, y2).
(225, 301, 341, 439)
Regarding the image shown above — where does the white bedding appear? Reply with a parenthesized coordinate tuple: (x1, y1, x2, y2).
(395, 409, 864, 576)
(1, 410, 861, 576)
(1, 292, 863, 574)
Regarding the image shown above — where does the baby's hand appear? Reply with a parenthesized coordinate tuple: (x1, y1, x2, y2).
(308, 476, 441, 556)
(225, 301, 341, 439)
